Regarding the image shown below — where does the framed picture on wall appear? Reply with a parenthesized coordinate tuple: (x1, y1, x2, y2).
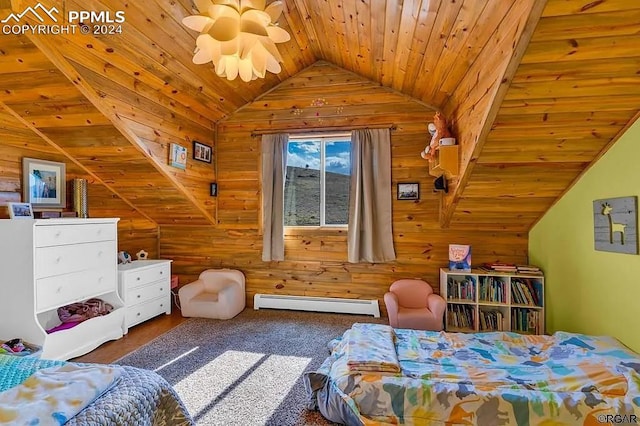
(170, 143, 187, 169)
(397, 182, 419, 200)
(22, 158, 66, 209)
(193, 141, 213, 163)
(7, 202, 34, 219)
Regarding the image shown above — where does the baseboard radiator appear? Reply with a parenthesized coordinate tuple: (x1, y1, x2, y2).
(253, 294, 381, 317)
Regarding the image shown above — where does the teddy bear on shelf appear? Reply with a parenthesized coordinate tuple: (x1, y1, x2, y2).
(421, 112, 453, 161)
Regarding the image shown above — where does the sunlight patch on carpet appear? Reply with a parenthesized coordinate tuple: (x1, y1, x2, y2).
(173, 350, 265, 416)
(193, 353, 312, 424)
(153, 347, 199, 373)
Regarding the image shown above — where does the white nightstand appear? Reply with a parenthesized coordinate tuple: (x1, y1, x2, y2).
(118, 260, 172, 333)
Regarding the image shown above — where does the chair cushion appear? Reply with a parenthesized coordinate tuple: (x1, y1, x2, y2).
(397, 307, 441, 331)
(193, 292, 219, 303)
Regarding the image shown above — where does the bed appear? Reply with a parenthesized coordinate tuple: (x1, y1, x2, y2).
(305, 323, 640, 425)
(0, 353, 193, 425)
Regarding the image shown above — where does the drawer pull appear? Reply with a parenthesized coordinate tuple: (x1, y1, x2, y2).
(136, 312, 141, 317)
(160, 271, 163, 275)
(159, 288, 163, 291)
(55, 231, 61, 238)
(97, 251, 103, 257)
(137, 295, 141, 299)
(136, 277, 141, 281)
(55, 257, 62, 264)
(160, 304, 164, 308)
(56, 287, 62, 294)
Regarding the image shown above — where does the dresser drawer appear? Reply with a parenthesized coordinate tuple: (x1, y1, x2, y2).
(35, 267, 116, 312)
(35, 241, 117, 278)
(126, 281, 170, 305)
(35, 223, 116, 247)
(122, 263, 171, 289)
(127, 297, 170, 328)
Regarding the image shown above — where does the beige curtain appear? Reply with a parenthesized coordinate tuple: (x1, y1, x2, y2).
(348, 128, 396, 263)
(261, 133, 288, 261)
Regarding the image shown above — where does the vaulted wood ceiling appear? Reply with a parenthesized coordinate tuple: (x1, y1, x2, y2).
(1, 0, 639, 229)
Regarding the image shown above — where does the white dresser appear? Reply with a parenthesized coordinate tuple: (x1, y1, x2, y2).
(118, 260, 172, 333)
(0, 218, 125, 360)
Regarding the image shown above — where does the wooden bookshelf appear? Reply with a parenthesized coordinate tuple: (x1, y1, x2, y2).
(440, 268, 544, 334)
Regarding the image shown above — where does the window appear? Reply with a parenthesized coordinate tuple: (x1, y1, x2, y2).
(284, 134, 351, 227)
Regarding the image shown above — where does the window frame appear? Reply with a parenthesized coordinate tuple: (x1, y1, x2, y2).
(285, 133, 351, 229)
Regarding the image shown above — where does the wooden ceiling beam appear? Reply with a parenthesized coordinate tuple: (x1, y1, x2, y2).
(439, 0, 548, 228)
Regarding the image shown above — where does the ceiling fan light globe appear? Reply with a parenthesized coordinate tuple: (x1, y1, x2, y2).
(184, 0, 290, 81)
(264, 1, 283, 22)
(209, 16, 240, 41)
(251, 48, 268, 77)
(195, 0, 214, 14)
(266, 26, 290, 43)
(265, 55, 281, 74)
(238, 57, 254, 82)
(224, 57, 239, 80)
(241, 0, 266, 12)
(214, 0, 240, 8)
(238, 35, 259, 59)
(182, 15, 213, 32)
(220, 38, 240, 56)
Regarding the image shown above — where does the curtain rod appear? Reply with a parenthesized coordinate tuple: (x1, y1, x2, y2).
(250, 124, 397, 138)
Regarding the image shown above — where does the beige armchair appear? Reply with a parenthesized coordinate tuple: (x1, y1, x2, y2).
(178, 269, 246, 319)
(384, 279, 445, 331)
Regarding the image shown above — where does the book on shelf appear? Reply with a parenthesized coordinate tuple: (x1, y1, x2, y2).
(449, 244, 471, 272)
(516, 265, 543, 275)
(479, 309, 504, 331)
(511, 308, 541, 334)
(447, 304, 474, 330)
(516, 264, 541, 271)
(481, 262, 517, 272)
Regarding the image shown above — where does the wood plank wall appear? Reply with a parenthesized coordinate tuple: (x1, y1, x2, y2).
(0, 109, 158, 257)
(0, 33, 214, 226)
(160, 63, 529, 312)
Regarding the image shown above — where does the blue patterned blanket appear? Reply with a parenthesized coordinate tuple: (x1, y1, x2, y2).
(306, 324, 640, 425)
(0, 354, 193, 425)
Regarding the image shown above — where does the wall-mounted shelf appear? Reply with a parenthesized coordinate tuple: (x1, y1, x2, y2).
(428, 145, 458, 178)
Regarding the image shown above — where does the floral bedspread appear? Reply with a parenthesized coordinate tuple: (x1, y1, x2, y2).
(305, 323, 640, 425)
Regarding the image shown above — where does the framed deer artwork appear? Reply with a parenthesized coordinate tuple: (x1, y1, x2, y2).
(593, 196, 638, 254)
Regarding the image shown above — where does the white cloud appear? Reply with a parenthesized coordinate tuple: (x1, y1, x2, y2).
(286, 151, 320, 170)
(295, 142, 320, 154)
(326, 152, 351, 175)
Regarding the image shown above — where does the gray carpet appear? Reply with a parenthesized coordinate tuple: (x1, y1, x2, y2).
(116, 309, 385, 426)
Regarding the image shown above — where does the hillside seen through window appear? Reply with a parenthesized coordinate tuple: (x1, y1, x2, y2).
(284, 135, 351, 227)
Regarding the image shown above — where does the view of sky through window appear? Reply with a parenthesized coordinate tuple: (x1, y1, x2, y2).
(286, 141, 351, 175)
(284, 137, 351, 226)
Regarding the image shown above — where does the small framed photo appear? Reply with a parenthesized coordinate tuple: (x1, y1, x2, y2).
(397, 182, 419, 200)
(22, 158, 66, 208)
(210, 182, 218, 197)
(170, 143, 187, 169)
(193, 141, 213, 163)
(7, 202, 34, 219)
